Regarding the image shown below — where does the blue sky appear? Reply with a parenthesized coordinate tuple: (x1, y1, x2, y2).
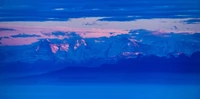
(0, 0, 200, 45)
(0, 0, 200, 21)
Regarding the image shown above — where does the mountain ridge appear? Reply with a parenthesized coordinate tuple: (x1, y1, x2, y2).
(0, 30, 200, 65)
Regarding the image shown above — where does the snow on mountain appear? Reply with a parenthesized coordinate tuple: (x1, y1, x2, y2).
(0, 30, 200, 65)
(35, 39, 55, 61)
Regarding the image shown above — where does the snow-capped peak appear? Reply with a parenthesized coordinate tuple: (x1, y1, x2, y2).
(36, 39, 51, 52)
(1, 30, 200, 64)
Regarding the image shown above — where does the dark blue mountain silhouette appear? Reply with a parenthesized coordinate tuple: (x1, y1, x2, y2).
(105, 52, 200, 73)
(1, 51, 200, 74)
(1, 51, 200, 85)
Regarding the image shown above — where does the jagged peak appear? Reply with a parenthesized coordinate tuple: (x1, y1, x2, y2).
(35, 39, 52, 52)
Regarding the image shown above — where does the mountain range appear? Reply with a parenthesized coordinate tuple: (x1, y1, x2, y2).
(1, 29, 200, 64)
(0, 29, 200, 78)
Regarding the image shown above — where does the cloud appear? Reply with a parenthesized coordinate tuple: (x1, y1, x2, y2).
(128, 29, 200, 44)
(0, 0, 200, 21)
(44, 31, 82, 38)
(0, 28, 15, 31)
(11, 33, 41, 38)
(51, 31, 67, 36)
(183, 19, 200, 24)
(0, 37, 39, 46)
(0, 28, 200, 46)
(3, 36, 9, 39)
(98, 17, 137, 21)
(54, 8, 65, 11)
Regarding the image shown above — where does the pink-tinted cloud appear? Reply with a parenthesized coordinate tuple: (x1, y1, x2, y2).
(0, 37, 39, 46)
(0, 17, 200, 45)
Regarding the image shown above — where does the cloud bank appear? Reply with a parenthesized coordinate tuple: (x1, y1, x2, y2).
(0, 0, 200, 22)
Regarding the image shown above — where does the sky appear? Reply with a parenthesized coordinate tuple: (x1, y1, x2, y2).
(0, 0, 200, 45)
(1, 1, 200, 99)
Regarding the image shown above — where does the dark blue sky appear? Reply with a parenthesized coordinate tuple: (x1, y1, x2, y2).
(0, 0, 200, 46)
(0, 0, 200, 21)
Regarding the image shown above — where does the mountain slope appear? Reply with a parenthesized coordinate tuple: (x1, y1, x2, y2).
(0, 30, 200, 65)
